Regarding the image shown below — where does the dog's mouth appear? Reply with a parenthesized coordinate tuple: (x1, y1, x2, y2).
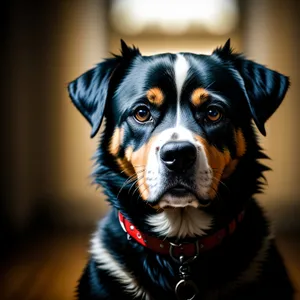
(168, 185, 191, 195)
(158, 184, 210, 209)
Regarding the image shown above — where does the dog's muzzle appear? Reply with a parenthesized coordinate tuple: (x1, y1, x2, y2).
(157, 141, 202, 208)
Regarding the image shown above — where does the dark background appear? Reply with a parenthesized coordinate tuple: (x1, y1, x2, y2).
(1, 0, 300, 299)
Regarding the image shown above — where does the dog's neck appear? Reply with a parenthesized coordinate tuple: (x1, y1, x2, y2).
(118, 209, 245, 258)
(146, 207, 213, 239)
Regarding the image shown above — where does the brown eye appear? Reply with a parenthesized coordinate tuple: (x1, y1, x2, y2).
(134, 106, 152, 123)
(206, 107, 222, 122)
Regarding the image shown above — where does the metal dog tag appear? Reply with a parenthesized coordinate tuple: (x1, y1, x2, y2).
(175, 279, 198, 300)
(174, 256, 199, 300)
(170, 246, 200, 300)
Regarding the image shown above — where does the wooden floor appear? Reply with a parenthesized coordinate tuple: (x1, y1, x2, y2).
(276, 235, 300, 299)
(1, 231, 300, 300)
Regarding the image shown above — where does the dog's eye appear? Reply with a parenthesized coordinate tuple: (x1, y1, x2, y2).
(134, 106, 152, 123)
(206, 107, 222, 122)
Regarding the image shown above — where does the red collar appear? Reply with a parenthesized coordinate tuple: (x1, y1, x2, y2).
(118, 210, 245, 259)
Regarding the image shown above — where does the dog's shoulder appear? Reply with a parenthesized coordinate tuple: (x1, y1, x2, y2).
(224, 202, 294, 299)
(78, 211, 151, 300)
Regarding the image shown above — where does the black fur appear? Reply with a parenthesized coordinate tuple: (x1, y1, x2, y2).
(68, 40, 293, 299)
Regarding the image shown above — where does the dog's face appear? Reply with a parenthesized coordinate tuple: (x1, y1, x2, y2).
(107, 52, 251, 210)
(68, 40, 289, 216)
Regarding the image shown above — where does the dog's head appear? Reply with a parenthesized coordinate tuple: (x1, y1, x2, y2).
(68, 40, 289, 235)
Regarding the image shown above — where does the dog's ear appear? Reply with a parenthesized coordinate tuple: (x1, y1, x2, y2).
(120, 39, 141, 59)
(68, 59, 118, 138)
(68, 40, 141, 138)
(213, 39, 290, 136)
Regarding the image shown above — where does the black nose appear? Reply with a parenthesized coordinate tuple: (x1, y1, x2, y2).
(160, 141, 197, 172)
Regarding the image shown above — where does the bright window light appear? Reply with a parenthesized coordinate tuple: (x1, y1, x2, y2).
(110, 0, 239, 35)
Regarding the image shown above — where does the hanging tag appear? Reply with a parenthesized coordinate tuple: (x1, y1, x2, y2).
(175, 279, 199, 300)
(174, 256, 199, 300)
(169, 245, 200, 300)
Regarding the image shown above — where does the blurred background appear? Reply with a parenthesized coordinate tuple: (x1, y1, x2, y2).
(1, 0, 300, 299)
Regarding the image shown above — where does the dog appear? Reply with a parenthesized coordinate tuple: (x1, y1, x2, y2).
(68, 39, 294, 300)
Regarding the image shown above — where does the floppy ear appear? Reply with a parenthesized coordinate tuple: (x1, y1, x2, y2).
(68, 59, 118, 138)
(68, 40, 141, 138)
(213, 39, 290, 136)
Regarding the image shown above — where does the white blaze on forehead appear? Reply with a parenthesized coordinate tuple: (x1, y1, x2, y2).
(174, 54, 190, 126)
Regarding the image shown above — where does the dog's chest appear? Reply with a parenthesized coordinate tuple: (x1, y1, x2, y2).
(91, 226, 271, 300)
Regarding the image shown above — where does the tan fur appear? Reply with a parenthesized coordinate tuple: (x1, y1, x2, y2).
(191, 88, 209, 106)
(109, 127, 124, 156)
(146, 87, 164, 106)
(195, 136, 231, 199)
(195, 128, 247, 195)
(116, 157, 135, 178)
(222, 129, 247, 179)
(130, 136, 158, 201)
(109, 128, 158, 201)
(235, 128, 247, 157)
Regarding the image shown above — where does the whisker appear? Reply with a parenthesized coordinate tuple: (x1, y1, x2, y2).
(119, 170, 141, 188)
(211, 168, 231, 179)
(128, 174, 145, 195)
(132, 181, 143, 197)
(119, 168, 130, 175)
(117, 170, 144, 199)
(137, 185, 148, 203)
(131, 176, 148, 198)
(119, 165, 143, 175)
(212, 175, 230, 194)
(128, 178, 140, 195)
(210, 185, 221, 202)
(117, 176, 137, 199)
